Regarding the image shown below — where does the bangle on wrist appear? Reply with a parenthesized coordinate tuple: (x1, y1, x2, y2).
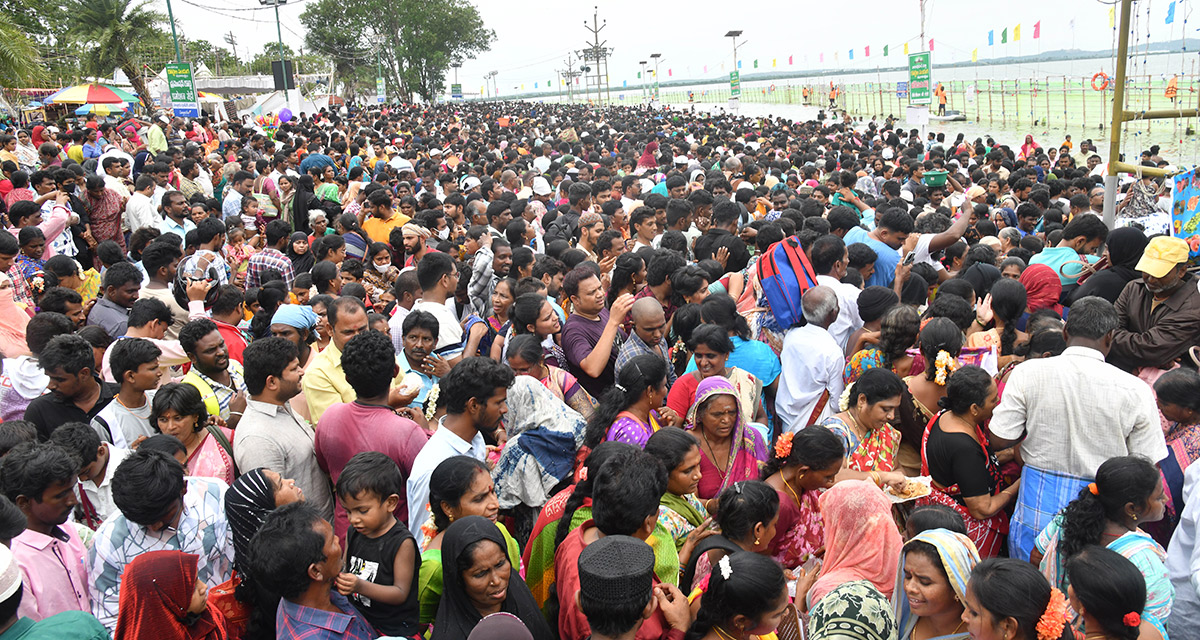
(974, 317, 987, 326)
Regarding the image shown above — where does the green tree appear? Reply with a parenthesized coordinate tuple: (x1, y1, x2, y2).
(300, 0, 492, 102)
(187, 39, 238, 76)
(300, 0, 371, 99)
(249, 42, 296, 76)
(69, 0, 167, 108)
(0, 21, 47, 86)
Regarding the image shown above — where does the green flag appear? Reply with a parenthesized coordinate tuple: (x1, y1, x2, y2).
(883, 44, 889, 56)
(637, 71, 641, 78)
(1001, 27, 1008, 43)
(753, 59, 758, 68)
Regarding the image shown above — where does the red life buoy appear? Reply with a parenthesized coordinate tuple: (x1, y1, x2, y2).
(1092, 72, 1111, 91)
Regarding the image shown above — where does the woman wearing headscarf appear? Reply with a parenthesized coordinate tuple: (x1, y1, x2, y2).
(1068, 226, 1149, 304)
(636, 141, 659, 174)
(808, 580, 897, 640)
(114, 550, 228, 640)
(1017, 263, 1064, 331)
(1018, 135, 1041, 161)
(432, 516, 553, 640)
(805, 480, 903, 610)
(268, 304, 321, 420)
(892, 529, 981, 640)
(956, 261, 1001, 300)
(14, 130, 38, 171)
(286, 232, 315, 275)
(0, 274, 29, 358)
(685, 375, 769, 500)
(223, 468, 304, 639)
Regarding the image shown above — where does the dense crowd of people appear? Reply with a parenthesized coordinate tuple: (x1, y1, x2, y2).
(0, 98, 1195, 640)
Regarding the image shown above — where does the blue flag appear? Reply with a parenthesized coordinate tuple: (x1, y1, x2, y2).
(988, 30, 994, 45)
(1167, 1, 1176, 24)
(737, 60, 742, 69)
(849, 49, 854, 60)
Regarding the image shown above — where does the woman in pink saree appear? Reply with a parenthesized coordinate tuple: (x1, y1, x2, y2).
(152, 383, 235, 485)
(804, 479, 903, 610)
(1018, 134, 1041, 161)
(685, 375, 768, 500)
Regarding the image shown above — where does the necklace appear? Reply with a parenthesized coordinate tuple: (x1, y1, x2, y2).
(701, 430, 731, 476)
(782, 473, 805, 509)
(845, 408, 868, 440)
(713, 626, 743, 640)
(914, 617, 967, 640)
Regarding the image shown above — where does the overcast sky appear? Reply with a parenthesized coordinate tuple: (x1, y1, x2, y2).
(169, 0, 1193, 92)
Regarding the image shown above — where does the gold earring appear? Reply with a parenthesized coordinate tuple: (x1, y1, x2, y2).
(754, 536, 761, 545)
(448, 514, 454, 522)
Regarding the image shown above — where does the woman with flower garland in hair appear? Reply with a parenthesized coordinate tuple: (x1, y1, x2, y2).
(1067, 546, 1165, 640)
(1032, 456, 1173, 625)
(962, 559, 1073, 640)
(897, 317, 965, 476)
(679, 480, 779, 593)
(761, 426, 844, 570)
(685, 553, 790, 640)
(844, 304, 920, 385)
(817, 368, 909, 490)
(919, 366, 1019, 558)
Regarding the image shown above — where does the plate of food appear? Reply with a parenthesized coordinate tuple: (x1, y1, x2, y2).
(884, 476, 933, 503)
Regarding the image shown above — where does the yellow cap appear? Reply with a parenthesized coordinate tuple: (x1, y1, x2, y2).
(1135, 236, 1190, 278)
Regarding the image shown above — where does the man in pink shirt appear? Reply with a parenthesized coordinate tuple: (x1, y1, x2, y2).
(1, 441, 90, 620)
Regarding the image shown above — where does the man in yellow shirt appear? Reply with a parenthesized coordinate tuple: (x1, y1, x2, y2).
(302, 296, 410, 422)
(360, 188, 409, 244)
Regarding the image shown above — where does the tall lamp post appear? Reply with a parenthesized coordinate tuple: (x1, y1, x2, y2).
(725, 30, 742, 71)
(639, 60, 648, 103)
(724, 30, 742, 112)
(649, 53, 661, 102)
(259, 0, 291, 107)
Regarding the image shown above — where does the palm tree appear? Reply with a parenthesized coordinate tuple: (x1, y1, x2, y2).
(70, 0, 166, 109)
(0, 22, 46, 87)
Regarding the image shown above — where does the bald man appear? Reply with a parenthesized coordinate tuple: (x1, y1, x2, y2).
(615, 297, 676, 387)
(776, 285, 845, 432)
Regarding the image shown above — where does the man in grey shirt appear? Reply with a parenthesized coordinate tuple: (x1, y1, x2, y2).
(87, 262, 142, 340)
(232, 336, 334, 521)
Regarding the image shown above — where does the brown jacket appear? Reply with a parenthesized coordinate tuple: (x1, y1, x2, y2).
(1110, 274, 1200, 371)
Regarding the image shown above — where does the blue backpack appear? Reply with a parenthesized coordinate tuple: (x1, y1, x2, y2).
(756, 236, 819, 329)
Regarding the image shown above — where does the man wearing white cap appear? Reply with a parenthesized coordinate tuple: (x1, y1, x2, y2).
(0, 543, 106, 637)
(531, 176, 553, 207)
(1110, 235, 1200, 372)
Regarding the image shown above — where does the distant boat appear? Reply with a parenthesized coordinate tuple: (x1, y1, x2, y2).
(929, 109, 967, 122)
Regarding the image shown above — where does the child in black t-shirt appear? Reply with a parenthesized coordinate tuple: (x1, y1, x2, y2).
(335, 451, 421, 638)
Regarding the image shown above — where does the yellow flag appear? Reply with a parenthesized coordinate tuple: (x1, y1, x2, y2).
(972, 48, 978, 62)
(904, 42, 909, 55)
(521, 84, 524, 90)
(1014, 23, 1021, 41)
(1109, 6, 1116, 27)
(772, 58, 777, 67)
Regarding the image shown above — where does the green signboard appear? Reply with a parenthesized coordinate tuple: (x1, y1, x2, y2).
(907, 52, 931, 105)
(450, 83, 462, 99)
(165, 62, 198, 117)
(376, 77, 385, 104)
(730, 70, 741, 97)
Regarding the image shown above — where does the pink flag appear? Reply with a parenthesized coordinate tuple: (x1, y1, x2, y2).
(788, 55, 793, 65)
(1033, 20, 1041, 38)
(865, 45, 870, 56)
(929, 38, 935, 50)
(820, 53, 824, 62)
(668, 68, 673, 76)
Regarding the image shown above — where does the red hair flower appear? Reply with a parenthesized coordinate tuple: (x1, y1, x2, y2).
(774, 432, 794, 459)
(1123, 612, 1141, 627)
(1035, 588, 1068, 640)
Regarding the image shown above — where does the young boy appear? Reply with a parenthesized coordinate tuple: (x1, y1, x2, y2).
(94, 337, 161, 448)
(0, 441, 90, 620)
(577, 535, 690, 640)
(50, 422, 129, 531)
(335, 451, 420, 638)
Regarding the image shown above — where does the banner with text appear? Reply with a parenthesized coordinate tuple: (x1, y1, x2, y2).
(907, 52, 931, 105)
(165, 62, 198, 117)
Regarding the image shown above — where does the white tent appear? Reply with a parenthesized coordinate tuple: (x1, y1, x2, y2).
(236, 90, 319, 119)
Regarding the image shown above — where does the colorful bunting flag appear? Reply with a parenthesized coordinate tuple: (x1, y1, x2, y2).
(820, 53, 824, 63)
(865, 46, 870, 57)
(535, 82, 538, 88)
(637, 71, 641, 78)
(788, 55, 793, 65)
(753, 59, 759, 68)
(1014, 23, 1021, 41)
(772, 58, 777, 67)
(622, 80, 627, 87)
(668, 68, 672, 76)
(1109, 6, 1116, 28)
(884, 45, 889, 56)
(849, 49, 854, 60)
(989, 30, 994, 46)
(971, 48, 978, 62)
(1168, 1, 1177, 24)
(903, 42, 909, 55)
(737, 60, 742, 69)
(1001, 27, 1008, 43)
(929, 38, 934, 50)
(1034, 20, 1041, 38)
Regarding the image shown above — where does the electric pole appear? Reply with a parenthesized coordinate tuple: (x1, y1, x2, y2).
(562, 53, 580, 103)
(224, 32, 238, 73)
(577, 6, 612, 105)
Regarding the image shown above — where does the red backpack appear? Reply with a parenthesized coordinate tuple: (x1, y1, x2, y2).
(756, 236, 819, 329)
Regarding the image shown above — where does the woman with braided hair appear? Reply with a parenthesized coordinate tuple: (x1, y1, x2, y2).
(896, 317, 964, 476)
(761, 426, 844, 570)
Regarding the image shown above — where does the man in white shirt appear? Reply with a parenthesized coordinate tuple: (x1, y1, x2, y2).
(406, 358, 513, 547)
(810, 235, 862, 351)
(1167, 462, 1200, 630)
(776, 286, 846, 433)
(101, 157, 131, 201)
(990, 296, 1167, 562)
(124, 175, 160, 233)
(48, 422, 130, 530)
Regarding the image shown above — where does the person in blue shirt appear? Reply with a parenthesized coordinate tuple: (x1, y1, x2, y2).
(1028, 214, 1108, 286)
(854, 207, 913, 288)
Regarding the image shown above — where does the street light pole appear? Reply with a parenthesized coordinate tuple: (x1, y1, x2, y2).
(725, 30, 742, 73)
(259, 0, 291, 107)
(639, 60, 647, 103)
(165, 0, 182, 61)
(724, 30, 742, 113)
(649, 53, 661, 102)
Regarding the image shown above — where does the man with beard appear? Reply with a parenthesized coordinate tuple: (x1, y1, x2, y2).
(179, 318, 247, 427)
(234, 336, 334, 523)
(400, 223, 430, 267)
(405, 356, 513, 547)
(1109, 236, 1200, 372)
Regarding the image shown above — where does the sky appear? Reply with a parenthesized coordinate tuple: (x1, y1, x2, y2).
(165, 0, 1195, 94)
